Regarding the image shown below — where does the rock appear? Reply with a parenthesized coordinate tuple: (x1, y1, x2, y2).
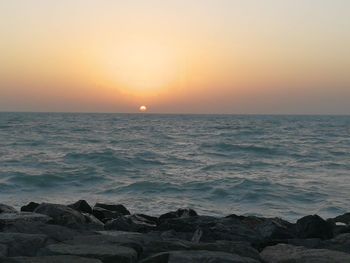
(0, 212, 51, 228)
(159, 208, 198, 222)
(40, 243, 137, 263)
(65, 233, 144, 256)
(82, 214, 104, 230)
(92, 207, 121, 223)
(0, 232, 47, 257)
(319, 233, 350, 254)
(139, 250, 259, 263)
(94, 203, 130, 215)
(21, 202, 40, 212)
(3, 256, 103, 263)
(287, 238, 322, 249)
(260, 243, 350, 263)
(104, 215, 157, 233)
(329, 213, 350, 225)
(158, 216, 261, 244)
(296, 215, 333, 239)
(34, 203, 87, 228)
(2, 221, 88, 242)
(68, 200, 92, 214)
(0, 204, 17, 213)
(0, 244, 8, 257)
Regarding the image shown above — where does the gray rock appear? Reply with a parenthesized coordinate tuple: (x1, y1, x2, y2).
(34, 203, 86, 228)
(104, 215, 157, 233)
(260, 244, 350, 263)
(2, 221, 88, 242)
(158, 209, 198, 222)
(21, 202, 40, 212)
(0, 244, 8, 257)
(0, 233, 47, 257)
(41, 243, 137, 263)
(0, 204, 17, 213)
(320, 233, 350, 254)
(64, 233, 144, 255)
(329, 213, 350, 225)
(296, 215, 333, 239)
(0, 213, 51, 227)
(2, 256, 102, 263)
(94, 203, 130, 215)
(92, 207, 121, 223)
(140, 250, 259, 263)
(68, 200, 92, 214)
(82, 214, 104, 230)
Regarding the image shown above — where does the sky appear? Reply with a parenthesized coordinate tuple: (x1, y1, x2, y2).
(0, 0, 349, 114)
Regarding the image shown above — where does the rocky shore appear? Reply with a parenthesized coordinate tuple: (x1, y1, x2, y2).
(0, 201, 350, 262)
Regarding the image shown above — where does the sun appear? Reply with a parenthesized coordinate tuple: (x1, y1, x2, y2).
(139, 105, 147, 112)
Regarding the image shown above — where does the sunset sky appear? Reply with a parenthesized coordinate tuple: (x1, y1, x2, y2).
(1, 0, 349, 114)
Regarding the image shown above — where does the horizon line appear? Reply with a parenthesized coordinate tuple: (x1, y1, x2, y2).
(0, 110, 349, 117)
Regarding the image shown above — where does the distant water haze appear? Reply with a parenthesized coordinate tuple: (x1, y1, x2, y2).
(1, 0, 350, 114)
(1, 112, 349, 221)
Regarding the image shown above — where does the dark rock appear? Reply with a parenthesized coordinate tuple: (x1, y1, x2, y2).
(329, 213, 350, 225)
(139, 250, 259, 263)
(94, 203, 130, 215)
(21, 202, 40, 212)
(104, 214, 157, 233)
(82, 214, 104, 230)
(92, 207, 122, 223)
(319, 233, 350, 254)
(159, 208, 197, 222)
(0, 204, 17, 213)
(0, 212, 51, 229)
(296, 215, 333, 239)
(34, 203, 87, 228)
(260, 243, 350, 263)
(0, 233, 48, 257)
(68, 200, 92, 214)
(64, 233, 144, 256)
(2, 221, 88, 242)
(287, 238, 322, 249)
(158, 216, 261, 244)
(3, 256, 103, 263)
(0, 244, 8, 257)
(40, 243, 137, 263)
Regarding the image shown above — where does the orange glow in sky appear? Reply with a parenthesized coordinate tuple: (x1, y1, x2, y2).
(0, 1, 349, 114)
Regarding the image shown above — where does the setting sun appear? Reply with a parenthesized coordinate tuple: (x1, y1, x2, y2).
(139, 105, 147, 112)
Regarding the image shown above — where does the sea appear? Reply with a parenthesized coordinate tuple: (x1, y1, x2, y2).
(0, 112, 349, 221)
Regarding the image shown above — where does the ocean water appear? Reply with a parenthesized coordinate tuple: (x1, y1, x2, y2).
(0, 112, 349, 221)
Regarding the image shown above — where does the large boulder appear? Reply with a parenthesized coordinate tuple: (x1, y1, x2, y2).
(139, 250, 259, 263)
(296, 215, 333, 239)
(68, 200, 92, 214)
(94, 203, 130, 215)
(319, 233, 350, 254)
(158, 216, 261, 244)
(2, 221, 89, 242)
(104, 214, 157, 233)
(40, 243, 137, 263)
(92, 207, 122, 223)
(0, 212, 51, 229)
(0, 204, 17, 213)
(34, 203, 87, 228)
(261, 244, 350, 263)
(3, 256, 102, 263)
(0, 232, 48, 257)
(21, 202, 40, 212)
(159, 208, 198, 222)
(64, 233, 144, 256)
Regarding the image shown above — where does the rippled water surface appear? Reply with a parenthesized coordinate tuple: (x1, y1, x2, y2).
(0, 113, 349, 221)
